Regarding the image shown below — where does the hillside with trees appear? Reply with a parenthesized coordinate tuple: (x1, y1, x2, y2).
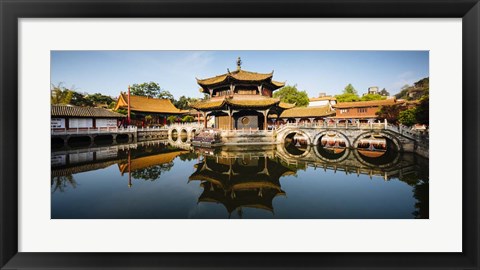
(376, 77, 429, 126)
(51, 83, 116, 108)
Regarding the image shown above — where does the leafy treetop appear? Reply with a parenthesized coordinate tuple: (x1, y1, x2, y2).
(130, 82, 174, 101)
(174, 96, 199, 110)
(273, 85, 309, 107)
(343, 83, 357, 95)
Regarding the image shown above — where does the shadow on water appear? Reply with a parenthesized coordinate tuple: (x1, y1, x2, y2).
(51, 139, 429, 219)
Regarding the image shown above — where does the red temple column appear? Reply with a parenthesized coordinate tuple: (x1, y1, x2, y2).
(127, 85, 131, 125)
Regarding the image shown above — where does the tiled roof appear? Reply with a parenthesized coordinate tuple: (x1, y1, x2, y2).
(333, 98, 401, 109)
(197, 69, 274, 86)
(231, 181, 282, 191)
(226, 97, 280, 108)
(196, 69, 285, 93)
(190, 99, 226, 110)
(190, 96, 295, 110)
(310, 96, 336, 102)
(51, 104, 125, 118)
(271, 80, 286, 88)
(330, 114, 379, 119)
(114, 93, 186, 114)
(279, 105, 335, 118)
(279, 102, 296, 109)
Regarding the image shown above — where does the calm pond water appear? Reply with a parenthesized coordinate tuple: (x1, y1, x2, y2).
(51, 140, 428, 219)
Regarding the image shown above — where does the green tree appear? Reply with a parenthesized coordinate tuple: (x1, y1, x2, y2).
(145, 115, 153, 124)
(335, 84, 361, 102)
(174, 96, 199, 110)
(131, 163, 173, 181)
(178, 152, 198, 161)
(395, 84, 412, 100)
(116, 108, 128, 115)
(335, 93, 360, 102)
(415, 93, 429, 125)
(376, 104, 403, 123)
(414, 77, 429, 89)
(360, 94, 386, 101)
(167, 115, 178, 124)
(51, 83, 74, 105)
(379, 88, 390, 96)
(157, 89, 175, 101)
(343, 83, 358, 95)
(130, 82, 174, 100)
(70, 91, 94, 107)
(399, 108, 417, 126)
(86, 93, 115, 106)
(51, 175, 77, 193)
(272, 85, 309, 107)
(182, 115, 194, 122)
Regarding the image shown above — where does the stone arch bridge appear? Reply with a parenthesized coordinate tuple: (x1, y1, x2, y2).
(275, 122, 428, 157)
(167, 123, 202, 142)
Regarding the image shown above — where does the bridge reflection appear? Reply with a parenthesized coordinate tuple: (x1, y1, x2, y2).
(51, 140, 428, 218)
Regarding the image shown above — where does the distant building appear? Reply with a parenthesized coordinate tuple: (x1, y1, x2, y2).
(368, 86, 379, 94)
(309, 94, 337, 108)
(332, 99, 405, 123)
(51, 104, 125, 129)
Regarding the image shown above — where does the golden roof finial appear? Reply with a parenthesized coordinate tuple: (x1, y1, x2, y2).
(236, 57, 242, 71)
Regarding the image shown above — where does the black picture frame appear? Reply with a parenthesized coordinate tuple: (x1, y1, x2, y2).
(1, 0, 479, 269)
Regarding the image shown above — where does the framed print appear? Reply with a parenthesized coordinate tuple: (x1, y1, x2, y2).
(1, 0, 479, 269)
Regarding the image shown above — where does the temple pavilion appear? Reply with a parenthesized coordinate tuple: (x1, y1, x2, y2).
(191, 58, 294, 130)
(114, 93, 187, 127)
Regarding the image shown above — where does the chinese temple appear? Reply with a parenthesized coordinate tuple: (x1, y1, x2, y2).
(114, 92, 186, 127)
(189, 155, 295, 216)
(190, 57, 294, 130)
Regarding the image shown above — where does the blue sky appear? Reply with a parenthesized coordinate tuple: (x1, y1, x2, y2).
(51, 51, 429, 99)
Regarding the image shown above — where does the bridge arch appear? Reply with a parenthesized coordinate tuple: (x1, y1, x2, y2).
(282, 143, 313, 159)
(313, 144, 351, 163)
(169, 128, 179, 142)
(352, 131, 403, 152)
(352, 148, 400, 169)
(190, 128, 197, 139)
(351, 131, 402, 168)
(180, 129, 188, 142)
(312, 130, 351, 148)
(278, 128, 313, 146)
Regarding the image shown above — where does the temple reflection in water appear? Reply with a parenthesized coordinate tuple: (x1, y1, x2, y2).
(51, 140, 428, 219)
(189, 153, 295, 217)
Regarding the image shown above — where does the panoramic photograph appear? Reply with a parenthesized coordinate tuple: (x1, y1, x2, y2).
(51, 51, 429, 219)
